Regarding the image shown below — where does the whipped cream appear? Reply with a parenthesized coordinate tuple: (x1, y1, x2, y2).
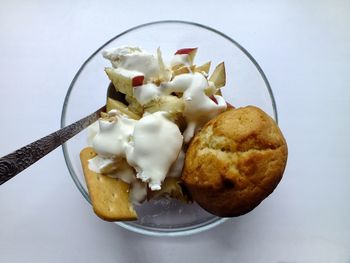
(87, 121, 99, 146)
(92, 110, 136, 158)
(103, 46, 159, 81)
(88, 155, 115, 174)
(133, 83, 161, 105)
(162, 72, 227, 142)
(126, 111, 183, 190)
(88, 110, 183, 191)
(90, 46, 228, 198)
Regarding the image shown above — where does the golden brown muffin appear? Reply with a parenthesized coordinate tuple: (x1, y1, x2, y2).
(182, 106, 288, 217)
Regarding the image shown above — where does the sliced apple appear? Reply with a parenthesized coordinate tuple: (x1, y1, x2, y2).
(105, 67, 144, 96)
(171, 64, 183, 71)
(125, 95, 144, 116)
(172, 65, 190, 77)
(147, 177, 189, 202)
(226, 102, 235, 109)
(157, 47, 171, 83)
(106, 97, 141, 120)
(209, 62, 226, 89)
(175, 47, 197, 56)
(132, 75, 144, 87)
(215, 88, 222, 96)
(209, 95, 218, 105)
(144, 95, 185, 128)
(195, 61, 211, 74)
(144, 95, 184, 114)
(204, 80, 217, 96)
(174, 47, 198, 65)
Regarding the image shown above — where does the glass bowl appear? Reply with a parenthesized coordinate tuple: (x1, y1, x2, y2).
(61, 20, 277, 236)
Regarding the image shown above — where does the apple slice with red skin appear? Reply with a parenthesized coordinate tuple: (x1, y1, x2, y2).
(210, 95, 218, 105)
(209, 95, 235, 109)
(174, 48, 198, 65)
(209, 62, 226, 89)
(195, 61, 211, 74)
(105, 67, 144, 96)
(226, 102, 235, 109)
(132, 76, 144, 87)
(175, 48, 197, 55)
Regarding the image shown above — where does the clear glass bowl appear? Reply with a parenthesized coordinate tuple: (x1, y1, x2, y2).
(61, 20, 277, 236)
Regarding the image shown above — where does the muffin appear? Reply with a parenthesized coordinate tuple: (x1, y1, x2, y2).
(182, 106, 288, 217)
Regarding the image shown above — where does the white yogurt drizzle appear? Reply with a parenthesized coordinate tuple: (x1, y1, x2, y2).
(126, 111, 183, 190)
(91, 110, 136, 158)
(162, 72, 227, 142)
(133, 83, 161, 105)
(102, 46, 160, 81)
(88, 110, 183, 191)
(89, 46, 227, 199)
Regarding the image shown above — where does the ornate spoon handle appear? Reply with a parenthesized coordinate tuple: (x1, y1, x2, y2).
(0, 106, 105, 185)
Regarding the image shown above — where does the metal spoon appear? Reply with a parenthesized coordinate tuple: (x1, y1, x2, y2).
(0, 84, 121, 185)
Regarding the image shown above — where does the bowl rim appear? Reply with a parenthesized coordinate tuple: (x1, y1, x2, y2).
(61, 20, 277, 237)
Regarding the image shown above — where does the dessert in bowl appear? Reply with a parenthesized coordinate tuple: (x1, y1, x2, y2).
(61, 21, 286, 236)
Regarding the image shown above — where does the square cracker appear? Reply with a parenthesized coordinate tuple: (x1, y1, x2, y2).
(80, 147, 137, 221)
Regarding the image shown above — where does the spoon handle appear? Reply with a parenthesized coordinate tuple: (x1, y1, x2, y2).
(0, 106, 105, 185)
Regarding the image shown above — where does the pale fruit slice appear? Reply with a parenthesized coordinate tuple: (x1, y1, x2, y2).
(175, 48, 198, 65)
(195, 61, 211, 74)
(172, 64, 197, 76)
(171, 64, 184, 71)
(172, 65, 190, 77)
(80, 147, 137, 221)
(144, 95, 184, 113)
(209, 62, 226, 89)
(147, 177, 188, 202)
(105, 67, 144, 96)
(125, 95, 144, 116)
(144, 95, 186, 130)
(157, 47, 171, 83)
(204, 79, 218, 96)
(106, 97, 141, 120)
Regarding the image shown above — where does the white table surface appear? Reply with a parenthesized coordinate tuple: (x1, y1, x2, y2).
(1, 0, 349, 262)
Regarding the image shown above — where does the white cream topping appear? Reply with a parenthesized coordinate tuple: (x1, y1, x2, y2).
(162, 72, 227, 142)
(125, 111, 183, 190)
(91, 46, 229, 203)
(103, 46, 159, 81)
(91, 110, 136, 158)
(133, 83, 161, 105)
(89, 109, 183, 191)
(88, 155, 115, 173)
(102, 46, 141, 60)
(87, 121, 99, 146)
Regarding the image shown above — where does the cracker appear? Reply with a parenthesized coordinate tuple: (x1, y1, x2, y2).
(80, 147, 137, 221)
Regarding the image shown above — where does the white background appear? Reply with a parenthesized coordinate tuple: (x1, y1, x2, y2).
(1, 0, 350, 262)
